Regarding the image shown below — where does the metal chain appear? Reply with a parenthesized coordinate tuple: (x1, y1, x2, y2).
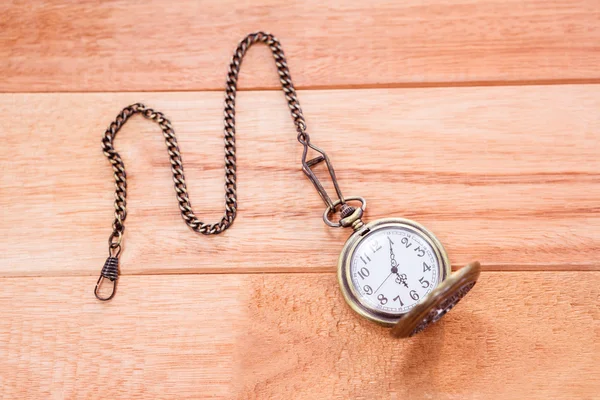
(95, 31, 316, 300)
(102, 32, 309, 242)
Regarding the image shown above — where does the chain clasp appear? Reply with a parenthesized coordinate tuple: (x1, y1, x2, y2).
(94, 231, 122, 301)
(299, 134, 365, 228)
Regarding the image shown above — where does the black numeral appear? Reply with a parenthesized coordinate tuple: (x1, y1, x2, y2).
(410, 290, 419, 301)
(364, 285, 373, 295)
(423, 262, 432, 272)
(393, 295, 404, 306)
(414, 246, 425, 257)
(419, 277, 430, 288)
(400, 237, 412, 248)
(358, 267, 370, 280)
(377, 294, 388, 305)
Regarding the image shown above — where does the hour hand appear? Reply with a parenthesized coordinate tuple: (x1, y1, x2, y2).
(395, 273, 408, 288)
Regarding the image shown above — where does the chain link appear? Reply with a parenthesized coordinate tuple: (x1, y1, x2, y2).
(101, 32, 309, 246)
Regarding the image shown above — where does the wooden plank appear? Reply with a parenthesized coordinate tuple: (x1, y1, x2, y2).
(1, 0, 599, 92)
(1, 86, 599, 277)
(0, 272, 598, 399)
(0, 274, 242, 399)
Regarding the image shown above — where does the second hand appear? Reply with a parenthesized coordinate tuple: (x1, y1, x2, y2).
(374, 273, 393, 294)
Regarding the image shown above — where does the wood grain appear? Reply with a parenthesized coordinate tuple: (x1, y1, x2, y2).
(1, 86, 599, 277)
(2, 1, 598, 398)
(0, 272, 598, 399)
(1, 0, 599, 92)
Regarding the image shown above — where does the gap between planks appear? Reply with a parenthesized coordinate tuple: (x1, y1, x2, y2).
(4, 78, 600, 95)
(1, 264, 600, 280)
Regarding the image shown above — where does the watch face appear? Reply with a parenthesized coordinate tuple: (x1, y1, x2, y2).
(338, 218, 450, 325)
(349, 226, 440, 315)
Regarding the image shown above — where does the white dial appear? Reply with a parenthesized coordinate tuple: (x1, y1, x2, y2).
(349, 226, 440, 315)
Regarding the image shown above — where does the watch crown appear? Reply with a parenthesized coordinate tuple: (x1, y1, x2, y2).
(340, 203, 356, 219)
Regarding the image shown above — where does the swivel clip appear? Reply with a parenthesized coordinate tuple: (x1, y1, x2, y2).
(94, 256, 119, 301)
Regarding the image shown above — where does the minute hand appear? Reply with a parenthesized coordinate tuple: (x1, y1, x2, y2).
(388, 237, 399, 273)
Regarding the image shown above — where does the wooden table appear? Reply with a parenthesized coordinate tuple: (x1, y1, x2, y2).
(1, 1, 599, 398)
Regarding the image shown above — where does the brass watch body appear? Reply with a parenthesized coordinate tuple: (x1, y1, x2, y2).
(332, 201, 480, 336)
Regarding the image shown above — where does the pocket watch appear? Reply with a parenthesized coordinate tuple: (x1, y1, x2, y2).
(332, 210, 480, 337)
(92, 31, 480, 338)
(313, 178, 480, 338)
